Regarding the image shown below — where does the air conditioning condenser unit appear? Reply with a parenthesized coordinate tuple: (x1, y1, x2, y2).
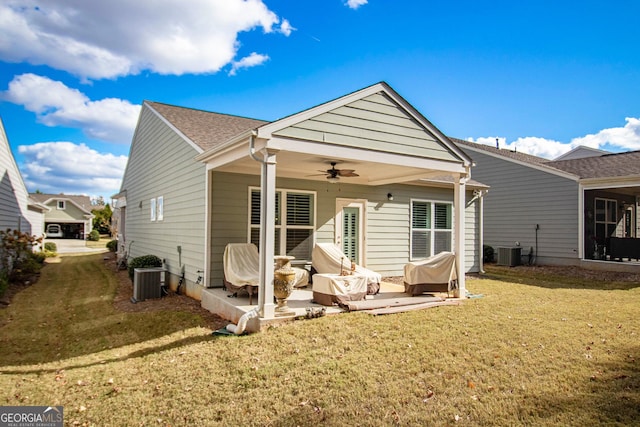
(497, 247, 521, 267)
(132, 268, 165, 302)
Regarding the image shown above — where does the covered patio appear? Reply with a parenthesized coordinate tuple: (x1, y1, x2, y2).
(195, 83, 481, 329)
(201, 280, 460, 332)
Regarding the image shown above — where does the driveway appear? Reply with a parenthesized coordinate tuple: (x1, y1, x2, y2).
(45, 239, 108, 254)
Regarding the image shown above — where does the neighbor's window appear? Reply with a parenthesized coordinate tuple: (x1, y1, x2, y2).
(249, 188, 315, 260)
(150, 198, 156, 221)
(57, 200, 65, 210)
(594, 198, 617, 238)
(411, 199, 452, 259)
(157, 196, 164, 221)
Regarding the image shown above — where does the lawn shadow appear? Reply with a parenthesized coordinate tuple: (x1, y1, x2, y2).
(522, 344, 640, 424)
(480, 264, 640, 291)
(0, 253, 227, 367)
(0, 332, 236, 375)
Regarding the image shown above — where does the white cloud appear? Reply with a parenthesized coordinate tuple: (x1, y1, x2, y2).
(229, 52, 270, 76)
(570, 117, 640, 152)
(18, 142, 127, 198)
(467, 117, 640, 160)
(0, 0, 291, 80)
(346, 0, 368, 9)
(2, 73, 140, 143)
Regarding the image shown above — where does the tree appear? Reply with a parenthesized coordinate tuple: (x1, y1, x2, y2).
(92, 203, 112, 235)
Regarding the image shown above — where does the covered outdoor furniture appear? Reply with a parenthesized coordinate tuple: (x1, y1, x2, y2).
(403, 251, 458, 296)
(311, 243, 381, 295)
(223, 243, 310, 304)
(312, 273, 367, 306)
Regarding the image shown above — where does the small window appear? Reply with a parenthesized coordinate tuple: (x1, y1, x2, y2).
(57, 200, 65, 210)
(150, 198, 156, 221)
(157, 196, 164, 221)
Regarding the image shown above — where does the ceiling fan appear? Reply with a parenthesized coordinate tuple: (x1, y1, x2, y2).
(318, 162, 359, 183)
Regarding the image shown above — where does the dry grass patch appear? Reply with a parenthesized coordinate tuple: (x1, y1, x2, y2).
(1, 259, 639, 426)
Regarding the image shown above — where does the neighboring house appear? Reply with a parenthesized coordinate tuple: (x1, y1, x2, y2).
(454, 138, 640, 268)
(0, 116, 47, 238)
(115, 82, 488, 319)
(29, 194, 95, 239)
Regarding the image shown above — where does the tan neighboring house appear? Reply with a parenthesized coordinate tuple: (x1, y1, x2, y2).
(29, 194, 95, 239)
(115, 82, 489, 322)
(0, 116, 47, 239)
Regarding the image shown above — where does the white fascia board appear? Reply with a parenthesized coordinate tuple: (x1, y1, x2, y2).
(462, 144, 580, 181)
(144, 101, 204, 155)
(256, 83, 388, 138)
(580, 175, 640, 190)
(256, 82, 472, 168)
(270, 136, 466, 172)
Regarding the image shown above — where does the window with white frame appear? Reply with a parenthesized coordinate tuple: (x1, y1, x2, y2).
(594, 197, 617, 239)
(249, 188, 315, 260)
(150, 198, 156, 221)
(57, 200, 65, 210)
(157, 196, 164, 221)
(410, 199, 452, 259)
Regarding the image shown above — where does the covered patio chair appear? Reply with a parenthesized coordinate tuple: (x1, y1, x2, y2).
(403, 251, 457, 296)
(311, 243, 381, 295)
(223, 243, 310, 304)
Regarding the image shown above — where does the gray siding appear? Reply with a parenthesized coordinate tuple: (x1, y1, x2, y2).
(462, 149, 580, 265)
(120, 105, 207, 292)
(0, 119, 32, 234)
(209, 171, 481, 285)
(273, 93, 460, 162)
(44, 200, 87, 222)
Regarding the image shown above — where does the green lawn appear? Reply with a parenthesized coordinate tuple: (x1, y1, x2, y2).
(1, 256, 638, 426)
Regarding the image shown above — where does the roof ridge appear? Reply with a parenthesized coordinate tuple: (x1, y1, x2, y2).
(145, 100, 268, 123)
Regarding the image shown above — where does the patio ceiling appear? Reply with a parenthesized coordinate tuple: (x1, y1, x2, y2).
(210, 149, 463, 187)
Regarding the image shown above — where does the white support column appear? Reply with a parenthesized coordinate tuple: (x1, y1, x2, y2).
(453, 174, 466, 298)
(257, 150, 277, 319)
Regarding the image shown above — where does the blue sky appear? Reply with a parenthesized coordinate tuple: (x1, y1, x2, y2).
(1, 0, 639, 201)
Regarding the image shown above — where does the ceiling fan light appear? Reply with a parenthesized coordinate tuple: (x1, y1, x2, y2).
(327, 176, 339, 183)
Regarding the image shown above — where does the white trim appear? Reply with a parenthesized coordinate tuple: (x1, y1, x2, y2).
(144, 102, 205, 155)
(157, 196, 164, 221)
(248, 186, 317, 260)
(150, 198, 156, 221)
(578, 184, 585, 260)
(335, 198, 367, 266)
(409, 198, 454, 261)
(461, 143, 580, 181)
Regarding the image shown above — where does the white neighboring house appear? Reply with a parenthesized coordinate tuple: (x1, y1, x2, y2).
(0, 117, 48, 241)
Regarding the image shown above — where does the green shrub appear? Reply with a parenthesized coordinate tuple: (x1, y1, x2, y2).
(43, 250, 58, 258)
(128, 255, 163, 280)
(31, 251, 46, 264)
(106, 239, 118, 252)
(44, 242, 57, 252)
(88, 230, 100, 241)
(483, 245, 495, 263)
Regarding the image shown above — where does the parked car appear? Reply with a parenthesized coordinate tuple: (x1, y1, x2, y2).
(46, 224, 64, 238)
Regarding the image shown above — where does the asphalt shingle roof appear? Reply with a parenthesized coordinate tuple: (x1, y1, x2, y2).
(545, 151, 640, 179)
(452, 137, 640, 180)
(29, 193, 93, 212)
(146, 101, 267, 152)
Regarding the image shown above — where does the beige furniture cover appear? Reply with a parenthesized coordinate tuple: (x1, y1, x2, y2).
(311, 243, 381, 294)
(312, 273, 367, 306)
(403, 251, 457, 296)
(223, 243, 310, 304)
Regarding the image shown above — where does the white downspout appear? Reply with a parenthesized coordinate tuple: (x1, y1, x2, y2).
(226, 307, 260, 335)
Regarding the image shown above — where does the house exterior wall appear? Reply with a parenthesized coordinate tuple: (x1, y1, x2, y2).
(461, 148, 580, 265)
(120, 105, 207, 298)
(44, 200, 88, 222)
(0, 119, 32, 235)
(273, 92, 460, 163)
(209, 171, 481, 287)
